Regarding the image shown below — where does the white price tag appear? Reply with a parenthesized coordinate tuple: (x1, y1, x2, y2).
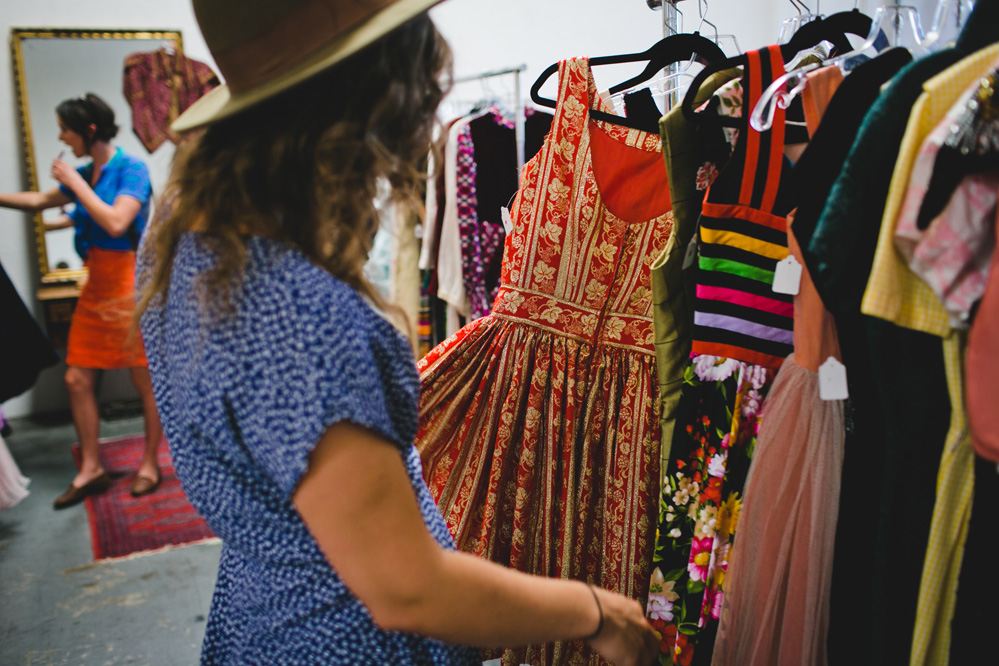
(500, 206, 513, 235)
(819, 356, 849, 401)
(772, 255, 803, 295)
(682, 233, 699, 270)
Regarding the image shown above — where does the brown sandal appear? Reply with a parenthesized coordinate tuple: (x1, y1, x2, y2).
(53, 472, 112, 510)
(130, 473, 161, 497)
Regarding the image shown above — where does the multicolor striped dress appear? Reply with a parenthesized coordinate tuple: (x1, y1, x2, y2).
(646, 46, 795, 666)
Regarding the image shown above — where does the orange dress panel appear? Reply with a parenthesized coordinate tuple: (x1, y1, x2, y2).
(66, 247, 146, 369)
(416, 58, 673, 666)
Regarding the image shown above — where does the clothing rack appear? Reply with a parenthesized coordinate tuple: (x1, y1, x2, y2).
(662, 0, 680, 38)
(452, 64, 528, 172)
(658, 1, 683, 109)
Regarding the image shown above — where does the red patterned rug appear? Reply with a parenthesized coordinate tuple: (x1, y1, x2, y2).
(72, 434, 216, 561)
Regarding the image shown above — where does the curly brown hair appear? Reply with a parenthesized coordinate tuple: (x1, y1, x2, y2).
(136, 14, 452, 335)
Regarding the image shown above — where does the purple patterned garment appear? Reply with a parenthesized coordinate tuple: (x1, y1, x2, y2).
(455, 122, 489, 319)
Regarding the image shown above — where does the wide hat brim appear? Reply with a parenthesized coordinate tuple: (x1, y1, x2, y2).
(173, 0, 444, 132)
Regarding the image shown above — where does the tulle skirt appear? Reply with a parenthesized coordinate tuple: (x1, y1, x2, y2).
(0, 433, 29, 510)
(711, 355, 844, 666)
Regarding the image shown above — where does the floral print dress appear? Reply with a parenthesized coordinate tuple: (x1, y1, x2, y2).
(649, 357, 775, 666)
(647, 47, 795, 666)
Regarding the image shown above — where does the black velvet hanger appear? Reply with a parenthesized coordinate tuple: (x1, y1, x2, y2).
(530, 32, 727, 130)
(783, 9, 874, 57)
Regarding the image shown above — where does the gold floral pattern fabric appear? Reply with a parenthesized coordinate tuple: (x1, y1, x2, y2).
(416, 57, 674, 666)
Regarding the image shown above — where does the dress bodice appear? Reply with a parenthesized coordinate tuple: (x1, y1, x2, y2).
(491, 58, 674, 354)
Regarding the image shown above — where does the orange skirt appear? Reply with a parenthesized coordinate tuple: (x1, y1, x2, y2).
(66, 248, 146, 369)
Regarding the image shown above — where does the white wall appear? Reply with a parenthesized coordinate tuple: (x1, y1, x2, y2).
(0, 0, 957, 417)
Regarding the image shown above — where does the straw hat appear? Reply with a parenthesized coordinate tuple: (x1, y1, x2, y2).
(173, 0, 445, 132)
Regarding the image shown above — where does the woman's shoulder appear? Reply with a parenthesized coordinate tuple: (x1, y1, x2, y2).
(163, 233, 405, 354)
(245, 237, 371, 315)
(239, 236, 409, 354)
(114, 148, 151, 176)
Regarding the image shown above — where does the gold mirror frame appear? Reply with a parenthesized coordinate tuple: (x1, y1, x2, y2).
(10, 28, 184, 284)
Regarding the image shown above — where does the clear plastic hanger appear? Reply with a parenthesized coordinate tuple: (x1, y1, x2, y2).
(923, 0, 975, 49)
(751, 1, 940, 132)
(870, 3, 930, 55)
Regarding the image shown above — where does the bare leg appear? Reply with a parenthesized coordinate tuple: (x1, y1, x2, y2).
(64, 366, 104, 487)
(130, 366, 163, 481)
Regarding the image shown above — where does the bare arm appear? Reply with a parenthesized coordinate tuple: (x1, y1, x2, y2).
(293, 423, 658, 665)
(44, 214, 74, 231)
(0, 188, 71, 212)
(51, 159, 141, 238)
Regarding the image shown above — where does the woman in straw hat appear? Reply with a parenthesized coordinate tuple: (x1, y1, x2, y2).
(136, 1, 658, 664)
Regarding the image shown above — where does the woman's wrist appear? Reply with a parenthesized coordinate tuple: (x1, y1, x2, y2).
(583, 583, 604, 640)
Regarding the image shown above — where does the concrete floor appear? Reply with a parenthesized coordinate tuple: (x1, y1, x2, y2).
(0, 413, 219, 666)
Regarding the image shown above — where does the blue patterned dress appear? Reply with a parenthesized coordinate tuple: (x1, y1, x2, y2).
(139, 233, 482, 666)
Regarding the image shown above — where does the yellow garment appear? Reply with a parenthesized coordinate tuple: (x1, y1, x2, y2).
(909, 334, 974, 666)
(862, 43, 999, 334)
(860, 45, 999, 666)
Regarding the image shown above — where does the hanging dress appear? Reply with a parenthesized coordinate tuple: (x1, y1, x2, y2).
(416, 57, 674, 666)
(0, 432, 30, 510)
(646, 46, 794, 666)
(710, 65, 846, 666)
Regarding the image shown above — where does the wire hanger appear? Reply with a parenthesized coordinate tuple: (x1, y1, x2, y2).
(778, 0, 821, 45)
(692, 0, 741, 56)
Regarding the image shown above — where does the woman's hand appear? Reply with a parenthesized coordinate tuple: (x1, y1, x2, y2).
(51, 159, 86, 193)
(586, 586, 660, 666)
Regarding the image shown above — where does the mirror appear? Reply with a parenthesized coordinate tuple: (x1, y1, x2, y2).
(11, 29, 185, 284)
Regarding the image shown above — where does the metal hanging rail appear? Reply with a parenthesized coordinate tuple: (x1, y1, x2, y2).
(451, 64, 528, 172)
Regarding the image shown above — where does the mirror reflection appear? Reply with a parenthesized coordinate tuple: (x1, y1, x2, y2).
(10, 29, 210, 282)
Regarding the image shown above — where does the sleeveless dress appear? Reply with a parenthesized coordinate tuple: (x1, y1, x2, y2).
(711, 66, 846, 666)
(416, 57, 674, 666)
(646, 46, 794, 666)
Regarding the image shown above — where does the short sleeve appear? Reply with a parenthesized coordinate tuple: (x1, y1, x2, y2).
(229, 273, 416, 498)
(115, 157, 152, 207)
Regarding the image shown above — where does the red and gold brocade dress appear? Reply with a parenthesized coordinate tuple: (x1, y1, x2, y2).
(416, 57, 674, 666)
